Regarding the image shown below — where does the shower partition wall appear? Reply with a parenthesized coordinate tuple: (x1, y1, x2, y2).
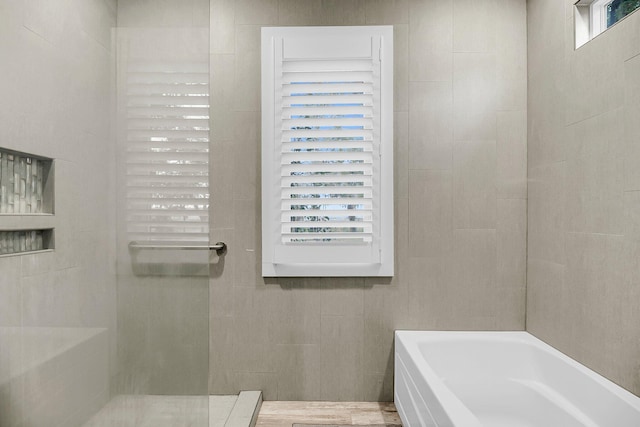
(114, 26, 211, 395)
(86, 11, 214, 427)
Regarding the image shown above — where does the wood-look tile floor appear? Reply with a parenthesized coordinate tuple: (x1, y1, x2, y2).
(255, 401, 402, 427)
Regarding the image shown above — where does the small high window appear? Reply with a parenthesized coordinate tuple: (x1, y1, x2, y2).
(575, 0, 640, 48)
(605, 0, 640, 26)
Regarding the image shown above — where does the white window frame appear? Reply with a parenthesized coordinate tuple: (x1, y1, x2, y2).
(261, 26, 394, 277)
(590, 0, 611, 38)
(575, 0, 639, 48)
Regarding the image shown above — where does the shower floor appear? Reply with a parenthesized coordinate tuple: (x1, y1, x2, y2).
(83, 394, 238, 427)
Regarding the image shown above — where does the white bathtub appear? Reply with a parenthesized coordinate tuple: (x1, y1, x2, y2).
(394, 331, 640, 427)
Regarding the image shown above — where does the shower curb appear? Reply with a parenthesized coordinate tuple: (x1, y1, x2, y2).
(225, 390, 263, 427)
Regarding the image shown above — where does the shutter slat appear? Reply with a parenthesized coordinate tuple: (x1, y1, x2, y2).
(282, 117, 371, 129)
(281, 152, 373, 164)
(282, 94, 372, 106)
(282, 71, 373, 84)
(281, 209, 372, 219)
(284, 105, 372, 118)
(282, 128, 373, 140)
(281, 198, 373, 209)
(282, 175, 371, 186)
(282, 222, 372, 233)
(282, 142, 372, 152)
(282, 59, 373, 72)
(281, 163, 373, 175)
(282, 234, 372, 243)
(283, 83, 372, 95)
(283, 188, 371, 198)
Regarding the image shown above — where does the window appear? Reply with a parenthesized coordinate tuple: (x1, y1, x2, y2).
(575, 0, 640, 47)
(604, 0, 640, 26)
(261, 26, 393, 277)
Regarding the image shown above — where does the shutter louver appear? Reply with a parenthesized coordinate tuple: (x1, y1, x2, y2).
(262, 26, 393, 277)
(124, 60, 210, 243)
(279, 58, 375, 246)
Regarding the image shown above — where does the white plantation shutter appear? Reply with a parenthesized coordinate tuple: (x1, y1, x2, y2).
(262, 26, 393, 277)
(280, 58, 375, 245)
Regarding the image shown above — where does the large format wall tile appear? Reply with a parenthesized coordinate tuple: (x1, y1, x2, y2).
(409, 0, 453, 82)
(497, 111, 527, 199)
(497, 199, 526, 292)
(208, 0, 527, 401)
(528, 0, 640, 396)
(408, 169, 453, 258)
(365, 0, 408, 24)
(210, 0, 235, 54)
(320, 315, 365, 401)
(453, 53, 497, 141)
(453, 0, 496, 53)
(394, 24, 409, 112)
(528, 162, 566, 264)
(624, 53, 640, 191)
(409, 81, 453, 170)
(0, 257, 21, 326)
(453, 139, 497, 229)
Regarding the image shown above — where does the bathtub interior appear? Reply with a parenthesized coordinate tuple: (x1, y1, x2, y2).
(396, 331, 640, 427)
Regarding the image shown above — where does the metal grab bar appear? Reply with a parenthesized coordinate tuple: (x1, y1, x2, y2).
(129, 241, 227, 256)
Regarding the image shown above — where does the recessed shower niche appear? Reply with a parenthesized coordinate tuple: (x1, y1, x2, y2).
(0, 229, 54, 255)
(0, 148, 53, 214)
(0, 147, 55, 255)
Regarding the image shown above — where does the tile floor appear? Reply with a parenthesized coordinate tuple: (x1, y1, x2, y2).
(255, 401, 402, 426)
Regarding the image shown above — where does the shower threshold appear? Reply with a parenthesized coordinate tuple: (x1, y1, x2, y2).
(83, 391, 262, 427)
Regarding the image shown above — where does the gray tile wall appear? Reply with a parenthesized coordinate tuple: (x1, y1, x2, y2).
(209, 0, 527, 401)
(527, 0, 640, 395)
(0, 0, 117, 425)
